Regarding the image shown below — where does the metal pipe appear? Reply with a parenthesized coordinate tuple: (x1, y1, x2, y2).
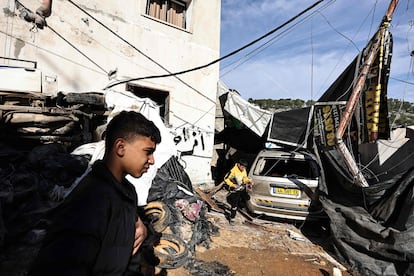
(334, 0, 398, 187)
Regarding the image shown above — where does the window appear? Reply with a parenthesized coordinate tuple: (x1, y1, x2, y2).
(146, 0, 187, 29)
(126, 83, 170, 122)
(255, 158, 320, 179)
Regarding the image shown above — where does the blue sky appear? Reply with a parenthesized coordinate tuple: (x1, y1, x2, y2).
(219, 0, 414, 103)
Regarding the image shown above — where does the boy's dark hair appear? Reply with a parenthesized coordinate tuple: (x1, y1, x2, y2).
(104, 111, 161, 152)
(238, 159, 248, 167)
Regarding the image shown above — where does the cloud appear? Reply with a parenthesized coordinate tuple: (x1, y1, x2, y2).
(220, 0, 414, 103)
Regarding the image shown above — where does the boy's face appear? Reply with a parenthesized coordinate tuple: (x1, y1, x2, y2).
(122, 135, 156, 178)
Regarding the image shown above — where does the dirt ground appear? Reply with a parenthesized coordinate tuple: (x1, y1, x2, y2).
(163, 189, 352, 276)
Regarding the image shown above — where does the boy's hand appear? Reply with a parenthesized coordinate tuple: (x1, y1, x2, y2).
(132, 217, 148, 255)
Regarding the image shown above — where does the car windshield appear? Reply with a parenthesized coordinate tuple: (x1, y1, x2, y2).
(254, 157, 319, 179)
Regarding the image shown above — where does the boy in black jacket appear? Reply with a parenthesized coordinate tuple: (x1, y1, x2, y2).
(29, 110, 161, 275)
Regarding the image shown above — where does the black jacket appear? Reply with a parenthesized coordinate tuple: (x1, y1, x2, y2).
(29, 160, 138, 276)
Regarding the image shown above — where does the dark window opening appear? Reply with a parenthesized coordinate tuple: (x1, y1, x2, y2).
(255, 158, 319, 179)
(126, 83, 169, 122)
(146, 0, 187, 29)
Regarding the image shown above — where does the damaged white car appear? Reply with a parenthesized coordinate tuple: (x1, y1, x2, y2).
(246, 149, 324, 221)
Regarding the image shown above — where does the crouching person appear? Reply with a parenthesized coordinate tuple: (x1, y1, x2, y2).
(223, 159, 253, 221)
(29, 111, 161, 275)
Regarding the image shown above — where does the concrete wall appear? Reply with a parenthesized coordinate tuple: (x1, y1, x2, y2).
(359, 126, 414, 182)
(0, 0, 221, 185)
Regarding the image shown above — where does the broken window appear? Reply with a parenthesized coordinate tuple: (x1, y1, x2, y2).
(254, 158, 319, 180)
(146, 0, 187, 29)
(126, 83, 170, 122)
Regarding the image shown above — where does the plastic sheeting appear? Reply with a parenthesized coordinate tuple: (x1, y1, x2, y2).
(147, 156, 211, 255)
(71, 89, 177, 205)
(315, 147, 414, 275)
(268, 107, 313, 148)
(217, 81, 272, 137)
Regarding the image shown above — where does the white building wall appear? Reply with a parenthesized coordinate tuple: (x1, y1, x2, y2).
(0, 0, 221, 185)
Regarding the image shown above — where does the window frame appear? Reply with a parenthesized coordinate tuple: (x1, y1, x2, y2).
(126, 83, 170, 123)
(145, 0, 187, 29)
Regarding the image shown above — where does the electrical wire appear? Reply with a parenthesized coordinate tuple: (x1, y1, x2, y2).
(100, 0, 324, 89)
(35, 0, 321, 130)
(311, 18, 314, 101)
(0, 28, 105, 74)
(13, 0, 108, 74)
(219, 0, 362, 102)
(390, 47, 414, 129)
(220, 0, 333, 78)
(390, 76, 414, 86)
(47, 25, 108, 74)
(316, 11, 360, 52)
(314, 1, 382, 99)
(219, 5, 321, 78)
(66, 0, 215, 104)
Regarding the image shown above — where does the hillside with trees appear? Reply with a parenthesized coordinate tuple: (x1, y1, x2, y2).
(248, 98, 414, 127)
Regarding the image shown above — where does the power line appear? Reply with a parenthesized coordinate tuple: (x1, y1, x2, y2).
(316, 11, 360, 52)
(66, 0, 215, 104)
(14, 0, 108, 74)
(220, 0, 334, 79)
(390, 76, 414, 86)
(101, 0, 324, 89)
(48, 25, 108, 74)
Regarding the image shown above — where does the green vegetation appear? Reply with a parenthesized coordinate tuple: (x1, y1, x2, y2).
(388, 98, 414, 126)
(248, 98, 414, 126)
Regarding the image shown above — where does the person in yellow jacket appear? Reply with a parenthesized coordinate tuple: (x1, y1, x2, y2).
(223, 159, 253, 220)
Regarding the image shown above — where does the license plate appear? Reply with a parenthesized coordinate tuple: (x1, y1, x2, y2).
(273, 187, 299, 196)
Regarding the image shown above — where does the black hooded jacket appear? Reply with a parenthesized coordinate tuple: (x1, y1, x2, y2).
(29, 160, 139, 275)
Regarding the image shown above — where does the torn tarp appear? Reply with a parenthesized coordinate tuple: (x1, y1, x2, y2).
(313, 123, 414, 275)
(147, 156, 211, 258)
(217, 81, 272, 137)
(317, 147, 414, 275)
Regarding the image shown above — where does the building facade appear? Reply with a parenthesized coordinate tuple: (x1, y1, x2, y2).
(0, 0, 221, 185)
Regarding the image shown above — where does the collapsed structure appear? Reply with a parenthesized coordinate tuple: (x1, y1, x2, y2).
(0, 0, 413, 275)
(216, 1, 413, 274)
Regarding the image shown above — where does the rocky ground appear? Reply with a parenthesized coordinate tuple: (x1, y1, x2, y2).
(162, 189, 352, 276)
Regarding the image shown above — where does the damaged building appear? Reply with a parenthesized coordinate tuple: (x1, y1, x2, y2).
(0, 0, 221, 274)
(1, 0, 413, 275)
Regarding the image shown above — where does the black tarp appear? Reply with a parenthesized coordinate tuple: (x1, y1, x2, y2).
(315, 147, 414, 275)
(309, 16, 414, 275)
(215, 11, 412, 274)
(215, 127, 266, 153)
(263, 13, 413, 275)
(267, 107, 312, 148)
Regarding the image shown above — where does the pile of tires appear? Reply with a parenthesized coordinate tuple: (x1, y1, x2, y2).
(143, 201, 189, 269)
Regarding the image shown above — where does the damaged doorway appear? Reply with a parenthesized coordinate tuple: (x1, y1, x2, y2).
(126, 83, 170, 122)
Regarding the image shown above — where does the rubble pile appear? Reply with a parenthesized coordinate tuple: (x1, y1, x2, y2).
(184, 259, 234, 276)
(0, 142, 88, 275)
(144, 156, 213, 270)
(0, 90, 107, 150)
(0, 142, 215, 274)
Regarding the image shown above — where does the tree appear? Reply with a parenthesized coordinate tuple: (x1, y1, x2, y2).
(247, 98, 414, 126)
